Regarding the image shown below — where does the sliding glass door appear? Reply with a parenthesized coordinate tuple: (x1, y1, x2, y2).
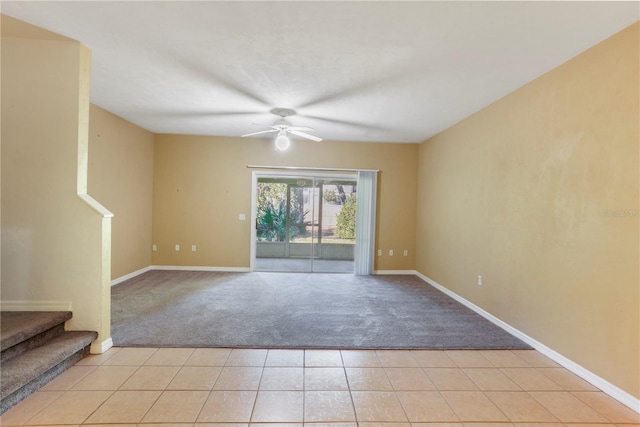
(253, 173, 357, 273)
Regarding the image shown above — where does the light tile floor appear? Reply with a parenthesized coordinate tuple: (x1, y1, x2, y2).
(2, 348, 638, 426)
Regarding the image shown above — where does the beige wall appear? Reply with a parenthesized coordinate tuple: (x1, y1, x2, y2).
(152, 135, 418, 271)
(416, 23, 639, 398)
(88, 105, 154, 280)
(1, 16, 111, 349)
(3, 12, 637, 398)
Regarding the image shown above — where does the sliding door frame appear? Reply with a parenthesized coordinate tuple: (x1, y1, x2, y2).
(250, 170, 358, 272)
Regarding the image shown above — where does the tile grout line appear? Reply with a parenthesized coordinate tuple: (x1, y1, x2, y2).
(4, 347, 636, 426)
(189, 354, 213, 425)
(117, 348, 168, 425)
(481, 388, 523, 424)
(116, 361, 149, 424)
(303, 349, 307, 423)
(418, 361, 466, 423)
(376, 350, 414, 424)
(67, 349, 109, 427)
(80, 348, 151, 426)
(340, 349, 360, 424)
(248, 367, 263, 424)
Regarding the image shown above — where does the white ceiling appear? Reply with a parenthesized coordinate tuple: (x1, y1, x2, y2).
(2, 1, 638, 143)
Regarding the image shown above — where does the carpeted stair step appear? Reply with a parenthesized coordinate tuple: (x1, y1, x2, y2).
(0, 330, 98, 414)
(1, 311, 73, 362)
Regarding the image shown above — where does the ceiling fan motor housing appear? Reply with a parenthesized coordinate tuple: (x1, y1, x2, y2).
(271, 108, 296, 118)
(274, 119, 292, 128)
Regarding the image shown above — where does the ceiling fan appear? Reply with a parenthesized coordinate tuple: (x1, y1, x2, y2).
(241, 108, 322, 150)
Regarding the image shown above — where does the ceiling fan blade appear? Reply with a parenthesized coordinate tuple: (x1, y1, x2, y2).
(288, 130, 322, 142)
(287, 126, 314, 132)
(242, 129, 278, 137)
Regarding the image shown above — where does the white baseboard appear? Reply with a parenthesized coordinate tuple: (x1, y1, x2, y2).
(111, 266, 152, 286)
(91, 337, 113, 354)
(0, 300, 72, 311)
(374, 269, 416, 275)
(112, 265, 252, 286)
(150, 265, 251, 272)
(414, 271, 640, 414)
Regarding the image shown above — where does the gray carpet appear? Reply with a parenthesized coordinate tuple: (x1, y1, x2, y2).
(1, 312, 97, 414)
(111, 271, 531, 349)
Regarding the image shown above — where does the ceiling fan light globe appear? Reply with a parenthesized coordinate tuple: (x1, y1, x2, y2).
(275, 134, 290, 150)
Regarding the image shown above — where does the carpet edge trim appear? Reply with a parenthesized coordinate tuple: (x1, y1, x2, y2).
(416, 271, 640, 414)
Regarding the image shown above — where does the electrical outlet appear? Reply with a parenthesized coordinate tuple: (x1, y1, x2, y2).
(477, 275, 483, 286)
(239, 213, 246, 221)
(389, 250, 394, 256)
(152, 244, 157, 251)
(403, 250, 408, 256)
(191, 245, 197, 252)
(377, 249, 382, 256)
(175, 244, 180, 251)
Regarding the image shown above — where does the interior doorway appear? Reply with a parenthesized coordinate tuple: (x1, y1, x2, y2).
(251, 172, 357, 273)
